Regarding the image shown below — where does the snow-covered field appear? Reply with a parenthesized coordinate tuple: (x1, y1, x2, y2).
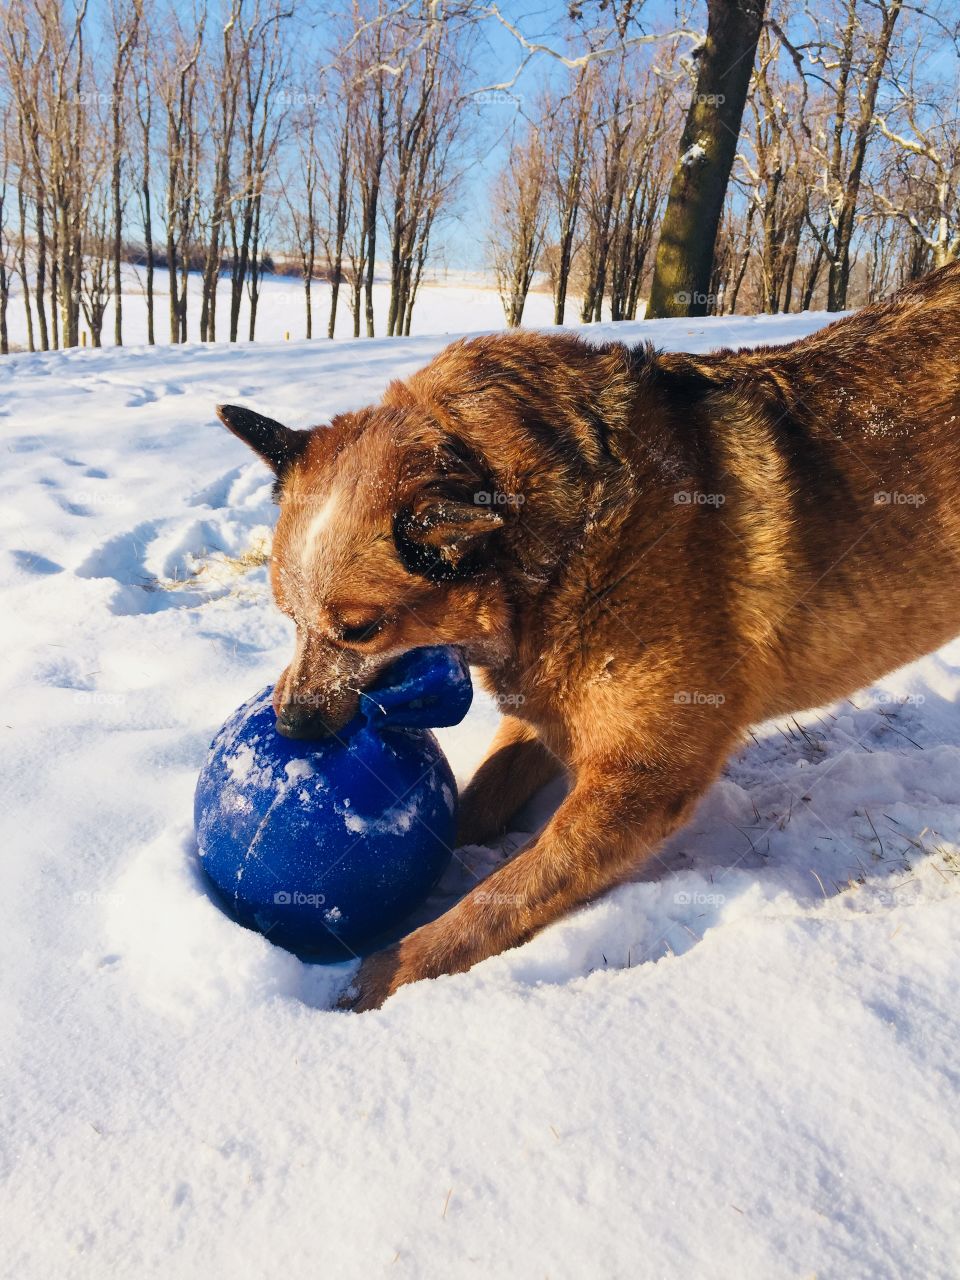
(2, 306, 959, 1279)
(3, 264, 562, 349)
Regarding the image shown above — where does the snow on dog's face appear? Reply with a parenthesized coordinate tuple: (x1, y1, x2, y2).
(216, 401, 512, 739)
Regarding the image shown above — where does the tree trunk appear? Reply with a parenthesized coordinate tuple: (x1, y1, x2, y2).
(112, 99, 124, 345)
(34, 198, 49, 350)
(553, 212, 577, 325)
(363, 226, 376, 337)
(0, 262, 8, 355)
(0, 190, 8, 354)
(138, 57, 155, 344)
(112, 147, 123, 345)
(247, 196, 263, 342)
(801, 238, 825, 310)
(143, 180, 154, 344)
(779, 211, 803, 312)
(167, 224, 179, 343)
(329, 273, 342, 340)
(16, 178, 35, 353)
(826, 1, 902, 311)
(327, 127, 350, 340)
(49, 224, 59, 349)
(646, 0, 766, 318)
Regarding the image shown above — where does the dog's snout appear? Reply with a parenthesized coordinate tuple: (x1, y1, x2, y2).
(273, 635, 365, 741)
(273, 679, 360, 741)
(275, 703, 336, 740)
(274, 690, 356, 740)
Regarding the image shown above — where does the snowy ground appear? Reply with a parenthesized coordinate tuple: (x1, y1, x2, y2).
(3, 263, 562, 349)
(2, 306, 959, 1278)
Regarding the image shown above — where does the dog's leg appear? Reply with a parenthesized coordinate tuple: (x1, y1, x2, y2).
(343, 750, 722, 1011)
(456, 716, 566, 846)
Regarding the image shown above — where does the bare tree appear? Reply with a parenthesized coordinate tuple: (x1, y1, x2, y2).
(108, 0, 141, 345)
(382, 13, 468, 337)
(81, 183, 112, 345)
(3, 0, 53, 348)
(607, 71, 678, 319)
(282, 93, 321, 338)
(132, 13, 156, 343)
(0, 110, 12, 354)
(871, 28, 960, 269)
(711, 201, 757, 313)
(197, 3, 243, 344)
(736, 19, 812, 312)
(490, 126, 548, 327)
(578, 59, 636, 324)
(543, 74, 591, 325)
(11, 109, 36, 351)
(345, 4, 390, 337)
(28, 0, 93, 348)
(319, 77, 355, 339)
(226, 4, 288, 341)
(804, 0, 904, 310)
(158, 13, 204, 342)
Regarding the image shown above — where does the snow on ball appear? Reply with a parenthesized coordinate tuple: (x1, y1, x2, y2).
(194, 646, 473, 959)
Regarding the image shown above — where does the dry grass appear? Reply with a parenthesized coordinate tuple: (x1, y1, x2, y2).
(142, 534, 271, 596)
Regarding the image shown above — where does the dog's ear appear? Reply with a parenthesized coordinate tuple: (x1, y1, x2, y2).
(394, 436, 507, 581)
(394, 490, 505, 581)
(216, 404, 311, 476)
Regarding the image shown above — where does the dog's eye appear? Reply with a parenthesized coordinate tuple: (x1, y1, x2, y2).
(338, 617, 386, 645)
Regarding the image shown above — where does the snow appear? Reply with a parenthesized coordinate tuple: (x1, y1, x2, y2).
(680, 140, 708, 167)
(2, 263, 563, 349)
(2, 303, 960, 1278)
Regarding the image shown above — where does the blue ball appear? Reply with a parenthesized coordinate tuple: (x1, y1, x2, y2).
(195, 646, 473, 959)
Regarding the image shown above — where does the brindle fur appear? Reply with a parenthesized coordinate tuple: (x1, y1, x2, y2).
(216, 262, 960, 1010)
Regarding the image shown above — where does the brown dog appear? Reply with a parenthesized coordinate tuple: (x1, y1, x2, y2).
(216, 261, 960, 1010)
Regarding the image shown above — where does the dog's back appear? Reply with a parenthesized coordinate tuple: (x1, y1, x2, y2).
(647, 262, 960, 719)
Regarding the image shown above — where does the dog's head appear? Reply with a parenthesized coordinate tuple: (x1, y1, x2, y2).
(216, 400, 515, 738)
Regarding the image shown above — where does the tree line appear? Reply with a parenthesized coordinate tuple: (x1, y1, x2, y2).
(0, 0, 957, 356)
(493, 0, 959, 325)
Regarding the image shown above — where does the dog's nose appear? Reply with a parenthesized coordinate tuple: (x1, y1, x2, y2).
(275, 703, 335, 741)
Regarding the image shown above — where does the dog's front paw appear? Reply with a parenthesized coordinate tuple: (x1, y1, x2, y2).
(337, 942, 416, 1013)
(337, 922, 471, 1011)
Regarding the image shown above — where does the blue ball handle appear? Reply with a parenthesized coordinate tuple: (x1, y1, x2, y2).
(354, 645, 473, 732)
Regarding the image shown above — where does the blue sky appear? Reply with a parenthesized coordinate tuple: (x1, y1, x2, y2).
(401, 0, 692, 267)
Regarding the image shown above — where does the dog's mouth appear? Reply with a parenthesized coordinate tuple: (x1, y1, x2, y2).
(273, 687, 362, 742)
